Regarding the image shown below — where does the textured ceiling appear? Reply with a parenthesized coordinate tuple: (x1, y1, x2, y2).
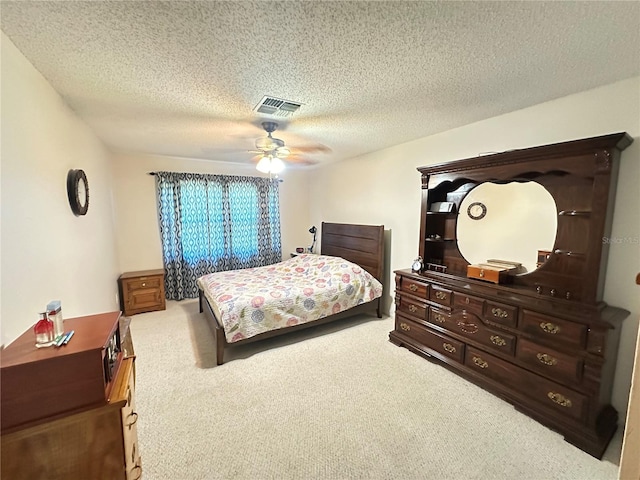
(1, 1, 639, 168)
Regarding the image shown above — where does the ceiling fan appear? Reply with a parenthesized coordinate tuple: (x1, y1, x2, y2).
(250, 121, 326, 173)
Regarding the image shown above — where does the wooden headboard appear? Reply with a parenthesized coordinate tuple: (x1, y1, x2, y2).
(320, 222, 385, 282)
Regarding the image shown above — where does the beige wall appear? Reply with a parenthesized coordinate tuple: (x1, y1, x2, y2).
(110, 153, 312, 274)
(310, 77, 640, 417)
(1, 33, 120, 346)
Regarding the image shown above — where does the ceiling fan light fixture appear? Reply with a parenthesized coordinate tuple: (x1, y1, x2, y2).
(255, 155, 286, 174)
(256, 155, 272, 173)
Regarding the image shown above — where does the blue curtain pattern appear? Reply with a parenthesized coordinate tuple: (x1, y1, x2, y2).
(155, 172, 282, 300)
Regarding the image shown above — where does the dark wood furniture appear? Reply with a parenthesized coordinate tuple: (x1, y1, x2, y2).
(200, 222, 385, 365)
(1, 312, 141, 479)
(119, 268, 166, 316)
(389, 132, 633, 458)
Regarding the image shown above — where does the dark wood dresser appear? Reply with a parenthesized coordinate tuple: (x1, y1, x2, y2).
(390, 132, 633, 458)
(119, 268, 166, 316)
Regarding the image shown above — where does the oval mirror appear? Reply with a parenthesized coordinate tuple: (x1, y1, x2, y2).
(457, 181, 557, 274)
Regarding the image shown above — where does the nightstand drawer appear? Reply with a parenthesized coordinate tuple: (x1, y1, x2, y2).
(125, 277, 161, 292)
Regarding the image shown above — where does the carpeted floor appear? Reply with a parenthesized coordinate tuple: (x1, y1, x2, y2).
(129, 299, 622, 480)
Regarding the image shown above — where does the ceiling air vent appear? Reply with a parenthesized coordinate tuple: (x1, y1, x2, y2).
(253, 96, 302, 118)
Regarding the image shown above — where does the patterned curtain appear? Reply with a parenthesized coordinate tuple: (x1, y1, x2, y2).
(155, 172, 282, 300)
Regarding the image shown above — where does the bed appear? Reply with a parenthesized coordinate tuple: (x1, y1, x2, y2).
(198, 222, 385, 365)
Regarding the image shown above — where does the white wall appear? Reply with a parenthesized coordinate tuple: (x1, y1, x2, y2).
(110, 153, 312, 273)
(1, 33, 121, 346)
(310, 77, 640, 417)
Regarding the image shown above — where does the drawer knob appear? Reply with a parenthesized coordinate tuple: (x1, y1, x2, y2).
(435, 291, 447, 300)
(547, 391, 572, 408)
(473, 356, 488, 369)
(490, 335, 506, 346)
(491, 308, 508, 319)
(125, 411, 139, 429)
(443, 343, 456, 353)
(536, 353, 558, 366)
(409, 284, 418, 292)
(400, 322, 411, 332)
(465, 297, 470, 304)
(433, 313, 446, 324)
(142, 282, 146, 287)
(408, 304, 418, 313)
(540, 322, 560, 334)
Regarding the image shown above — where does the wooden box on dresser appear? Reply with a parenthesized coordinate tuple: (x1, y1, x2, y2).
(1, 312, 141, 479)
(389, 132, 633, 459)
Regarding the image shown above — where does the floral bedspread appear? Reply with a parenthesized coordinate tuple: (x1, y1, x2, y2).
(197, 254, 383, 343)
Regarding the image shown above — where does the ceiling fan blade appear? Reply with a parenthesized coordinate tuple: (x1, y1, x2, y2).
(289, 144, 331, 154)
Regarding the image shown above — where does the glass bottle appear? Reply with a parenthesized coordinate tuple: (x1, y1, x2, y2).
(34, 312, 54, 347)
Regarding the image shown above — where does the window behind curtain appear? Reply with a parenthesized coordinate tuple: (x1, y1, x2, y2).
(155, 172, 282, 300)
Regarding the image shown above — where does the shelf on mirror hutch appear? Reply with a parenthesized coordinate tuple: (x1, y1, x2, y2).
(390, 132, 633, 459)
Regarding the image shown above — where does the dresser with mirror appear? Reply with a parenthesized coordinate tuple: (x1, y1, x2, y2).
(389, 132, 633, 458)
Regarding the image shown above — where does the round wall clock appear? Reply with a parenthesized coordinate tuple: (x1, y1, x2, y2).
(67, 169, 89, 216)
(467, 201, 487, 220)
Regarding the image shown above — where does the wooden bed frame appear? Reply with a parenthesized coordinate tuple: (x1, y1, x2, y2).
(198, 222, 385, 365)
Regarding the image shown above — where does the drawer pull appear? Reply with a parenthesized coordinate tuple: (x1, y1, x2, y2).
(400, 322, 411, 332)
(547, 391, 572, 408)
(491, 308, 508, 318)
(540, 322, 560, 334)
(457, 321, 478, 334)
(490, 335, 506, 346)
(433, 313, 446, 324)
(130, 464, 142, 480)
(443, 343, 456, 353)
(409, 284, 418, 292)
(473, 356, 488, 369)
(465, 297, 470, 304)
(537, 353, 558, 366)
(125, 411, 139, 429)
(142, 282, 146, 287)
(435, 291, 447, 300)
(408, 304, 418, 313)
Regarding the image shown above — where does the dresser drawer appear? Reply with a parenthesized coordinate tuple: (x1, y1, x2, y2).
(397, 294, 427, 321)
(520, 310, 587, 349)
(483, 300, 517, 328)
(516, 338, 583, 384)
(396, 317, 464, 363)
(448, 312, 516, 356)
(465, 347, 587, 421)
(430, 285, 452, 307)
(397, 275, 429, 298)
(452, 292, 484, 316)
(429, 308, 450, 327)
(125, 276, 162, 292)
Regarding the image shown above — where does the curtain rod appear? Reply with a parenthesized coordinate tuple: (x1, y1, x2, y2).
(147, 171, 283, 182)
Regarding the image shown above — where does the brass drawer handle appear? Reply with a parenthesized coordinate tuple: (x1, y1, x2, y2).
(491, 308, 508, 318)
(400, 322, 411, 332)
(457, 321, 478, 334)
(443, 343, 456, 353)
(540, 322, 560, 334)
(409, 284, 418, 292)
(408, 304, 418, 313)
(547, 391, 572, 408)
(126, 411, 139, 429)
(473, 356, 488, 369)
(465, 297, 470, 304)
(490, 335, 506, 346)
(435, 291, 447, 300)
(433, 313, 446, 324)
(537, 353, 558, 366)
(141, 282, 146, 287)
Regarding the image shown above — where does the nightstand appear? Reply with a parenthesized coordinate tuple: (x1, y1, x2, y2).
(118, 269, 166, 316)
